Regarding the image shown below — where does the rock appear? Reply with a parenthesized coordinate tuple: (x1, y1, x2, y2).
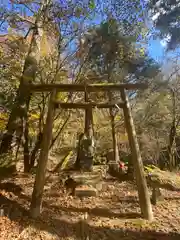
(145, 166, 180, 191)
(75, 185, 98, 197)
(0, 208, 5, 217)
(151, 187, 164, 205)
(95, 182, 103, 191)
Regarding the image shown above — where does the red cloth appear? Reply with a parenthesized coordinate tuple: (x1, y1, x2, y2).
(119, 162, 125, 169)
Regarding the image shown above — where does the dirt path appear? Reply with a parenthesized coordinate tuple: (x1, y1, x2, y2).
(0, 173, 180, 239)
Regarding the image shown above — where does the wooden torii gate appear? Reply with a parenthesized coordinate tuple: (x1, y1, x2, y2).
(29, 83, 153, 221)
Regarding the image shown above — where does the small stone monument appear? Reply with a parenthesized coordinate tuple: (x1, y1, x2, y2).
(78, 133, 95, 171)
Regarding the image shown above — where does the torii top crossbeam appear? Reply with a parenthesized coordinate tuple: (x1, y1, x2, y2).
(30, 83, 147, 92)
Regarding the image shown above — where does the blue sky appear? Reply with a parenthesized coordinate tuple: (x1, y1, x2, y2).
(0, 0, 177, 65)
(148, 39, 165, 61)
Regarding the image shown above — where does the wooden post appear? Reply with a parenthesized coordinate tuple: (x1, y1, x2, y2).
(84, 91, 94, 170)
(120, 89, 153, 221)
(84, 91, 93, 137)
(30, 90, 56, 218)
(109, 107, 120, 163)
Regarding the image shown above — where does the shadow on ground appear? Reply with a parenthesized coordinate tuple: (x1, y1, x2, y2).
(48, 203, 141, 219)
(0, 194, 180, 240)
(34, 217, 180, 240)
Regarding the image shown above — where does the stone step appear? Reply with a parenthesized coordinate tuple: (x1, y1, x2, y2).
(72, 172, 103, 186)
(75, 185, 98, 197)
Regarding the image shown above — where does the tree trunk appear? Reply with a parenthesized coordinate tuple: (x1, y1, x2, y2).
(0, 78, 33, 154)
(23, 118, 30, 172)
(29, 132, 43, 171)
(23, 94, 32, 172)
(168, 89, 177, 171)
(0, 2, 47, 155)
(120, 89, 153, 221)
(168, 125, 176, 171)
(30, 90, 56, 218)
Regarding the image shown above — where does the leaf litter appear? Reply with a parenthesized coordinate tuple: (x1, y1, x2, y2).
(0, 174, 180, 239)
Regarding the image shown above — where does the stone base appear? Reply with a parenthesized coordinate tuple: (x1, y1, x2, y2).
(75, 185, 98, 197)
(71, 170, 103, 187)
(95, 182, 103, 191)
(151, 187, 164, 205)
(65, 169, 103, 198)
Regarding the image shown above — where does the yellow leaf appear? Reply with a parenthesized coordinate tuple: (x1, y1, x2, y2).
(115, 114, 121, 121)
(177, 126, 180, 134)
(93, 110, 98, 125)
(0, 113, 8, 120)
(55, 70, 68, 82)
(61, 151, 73, 170)
(29, 128, 37, 137)
(29, 113, 40, 121)
(40, 31, 51, 57)
(119, 132, 128, 142)
(56, 92, 68, 102)
(7, 28, 13, 34)
(0, 113, 8, 131)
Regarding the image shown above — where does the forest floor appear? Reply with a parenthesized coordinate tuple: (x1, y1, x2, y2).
(1, 171, 180, 240)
